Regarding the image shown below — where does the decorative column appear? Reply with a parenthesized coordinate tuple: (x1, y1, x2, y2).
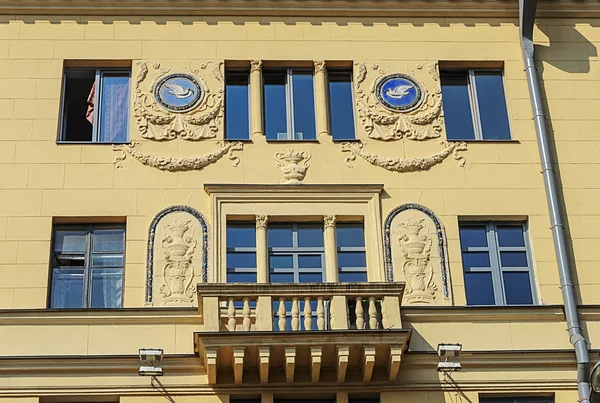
(314, 60, 329, 138)
(256, 215, 269, 283)
(323, 215, 338, 283)
(250, 60, 264, 138)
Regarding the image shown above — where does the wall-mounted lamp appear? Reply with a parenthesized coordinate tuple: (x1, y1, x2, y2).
(437, 343, 462, 373)
(139, 348, 164, 377)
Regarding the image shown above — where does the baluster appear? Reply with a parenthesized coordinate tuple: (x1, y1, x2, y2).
(303, 296, 312, 331)
(278, 297, 287, 331)
(316, 297, 325, 330)
(355, 296, 365, 329)
(291, 297, 300, 331)
(242, 297, 251, 331)
(368, 297, 377, 329)
(227, 297, 236, 331)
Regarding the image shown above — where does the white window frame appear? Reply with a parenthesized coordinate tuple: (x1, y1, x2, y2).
(460, 222, 537, 306)
(59, 67, 131, 144)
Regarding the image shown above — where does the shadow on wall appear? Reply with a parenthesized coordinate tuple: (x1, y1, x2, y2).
(533, 23, 597, 307)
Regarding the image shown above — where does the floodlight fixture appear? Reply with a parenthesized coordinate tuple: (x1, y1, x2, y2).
(437, 343, 462, 358)
(138, 365, 164, 377)
(437, 361, 462, 372)
(139, 348, 164, 362)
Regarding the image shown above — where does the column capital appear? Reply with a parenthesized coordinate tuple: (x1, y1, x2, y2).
(250, 59, 263, 73)
(314, 60, 326, 74)
(323, 215, 336, 229)
(256, 215, 269, 229)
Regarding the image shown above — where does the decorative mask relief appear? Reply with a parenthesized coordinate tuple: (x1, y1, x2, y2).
(384, 204, 452, 306)
(355, 62, 443, 141)
(146, 206, 208, 307)
(135, 61, 223, 141)
(275, 149, 311, 184)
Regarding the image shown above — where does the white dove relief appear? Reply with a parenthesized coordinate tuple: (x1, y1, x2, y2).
(385, 84, 414, 99)
(164, 83, 195, 99)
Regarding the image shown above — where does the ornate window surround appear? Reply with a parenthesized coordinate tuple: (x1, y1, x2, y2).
(204, 184, 384, 283)
(145, 205, 209, 305)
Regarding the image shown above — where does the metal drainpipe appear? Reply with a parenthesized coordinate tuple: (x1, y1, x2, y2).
(518, 1, 591, 401)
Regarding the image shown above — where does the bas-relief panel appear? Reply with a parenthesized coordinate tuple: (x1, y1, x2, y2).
(146, 206, 208, 307)
(386, 205, 452, 306)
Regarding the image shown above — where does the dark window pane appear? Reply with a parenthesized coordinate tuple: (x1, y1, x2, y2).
(227, 252, 257, 268)
(328, 70, 355, 140)
(98, 73, 130, 143)
(92, 228, 124, 252)
(299, 272, 323, 283)
(338, 251, 367, 268)
(459, 226, 488, 248)
(461, 251, 491, 270)
(474, 71, 511, 140)
(297, 224, 324, 247)
(63, 70, 95, 142)
(50, 268, 85, 308)
(291, 71, 316, 140)
(264, 70, 288, 140)
(339, 271, 368, 282)
(90, 267, 123, 308)
(298, 254, 322, 269)
(227, 225, 256, 248)
(225, 71, 250, 140)
(54, 230, 87, 253)
(503, 272, 533, 304)
(441, 71, 476, 140)
(270, 272, 295, 283)
(92, 254, 124, 267)
(500, 251, 528, 267)
(336, 224, 365, 247)
(268, 224, 293, 247)
(497, 226, 525, 247)
(270, 254, 293, 269)
(464, 271, 495, 305)
(226, 272, 257, 283)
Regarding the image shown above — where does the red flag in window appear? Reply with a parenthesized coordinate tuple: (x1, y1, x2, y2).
(86, 81, 96, 124)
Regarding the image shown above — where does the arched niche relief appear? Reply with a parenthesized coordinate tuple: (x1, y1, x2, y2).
(146, 205, 208, 307)
(384, 203, 452, 306)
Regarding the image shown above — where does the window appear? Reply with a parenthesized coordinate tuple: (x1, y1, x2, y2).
(60, 68, 131, 143)
(440, 69, 511, 141)
(50, 224, 125, 308)
(459, 222, 535, 306)
(263, 69, 317, 141)
(481, 398, 552, 403)
(328, 68, 356, 140)
(225, 69, 251, 140)
(268, 223, 324, 283)
(337, 223, 367, 281)
(226, 223, 257, 282)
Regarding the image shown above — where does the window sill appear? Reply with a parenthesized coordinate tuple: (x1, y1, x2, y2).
(332, 138, 360, 143)
(265, 139, 320, 143)
(447, 139, 521, 144)
(224, 138, 253, 142)
(56, 141, 131, 145)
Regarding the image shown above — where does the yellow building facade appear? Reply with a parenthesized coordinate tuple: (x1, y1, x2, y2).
(0, 1, 599, 403)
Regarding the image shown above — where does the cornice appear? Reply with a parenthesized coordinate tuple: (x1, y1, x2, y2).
(0, 0, 599, 18)
(401, 305, 567, 323)
(204, 183, 384, 195)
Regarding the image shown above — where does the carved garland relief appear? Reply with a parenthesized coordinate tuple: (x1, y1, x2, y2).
(113, 61, 243, 172)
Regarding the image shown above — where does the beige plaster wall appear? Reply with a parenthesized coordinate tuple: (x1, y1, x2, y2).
(0, 16, 597, 308)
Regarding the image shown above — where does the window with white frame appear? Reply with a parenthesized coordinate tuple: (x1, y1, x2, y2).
(440, 69, 511, 141)
(226, 223, 257, 283)
(336, 223, 367, 282)
(225, 68, 251, 140)
(263, 68, 317, 141)
(459, 222, 536, 306)
(50, 224, 125, 308)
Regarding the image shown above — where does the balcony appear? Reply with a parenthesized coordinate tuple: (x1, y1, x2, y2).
(195, 283, 411, 385)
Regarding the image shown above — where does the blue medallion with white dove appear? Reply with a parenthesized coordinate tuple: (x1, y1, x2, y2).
(376, 73, 422, 112)
(154, 73, 203, 113)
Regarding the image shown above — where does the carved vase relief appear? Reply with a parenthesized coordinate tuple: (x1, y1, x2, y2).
(113, 61, 243, 172)
(385, 204, 452, 306)
(275, 149, 311, 184)
(341, 62, 467, 173)
(147, 207, 208, 307)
